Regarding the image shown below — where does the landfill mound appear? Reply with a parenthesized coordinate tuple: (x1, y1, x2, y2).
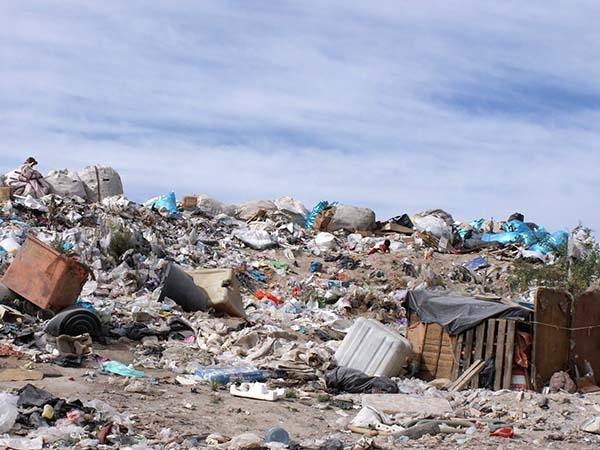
(0, 161, 598, 449)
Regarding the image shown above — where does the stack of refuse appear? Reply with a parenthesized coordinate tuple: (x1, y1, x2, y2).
(0, 384, 141, 449)
(0, 160, 597, 448)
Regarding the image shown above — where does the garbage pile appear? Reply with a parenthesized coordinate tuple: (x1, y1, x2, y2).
(0, 384, 141, 449)
(0, 161, 597, 449)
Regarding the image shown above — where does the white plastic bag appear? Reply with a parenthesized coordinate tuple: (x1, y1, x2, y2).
(0, 236, 21, 255)
(315, 232, 336, 251)
(233, 229, 277, 250)
(413, 215, 452, 239)
(0, 392, 19, 433)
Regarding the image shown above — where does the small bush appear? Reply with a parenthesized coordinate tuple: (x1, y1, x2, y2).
(510, 248, 600, 295)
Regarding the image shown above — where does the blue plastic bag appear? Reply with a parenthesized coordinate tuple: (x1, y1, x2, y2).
(528, 230, 569, 255)
(146, 192, 177, 215)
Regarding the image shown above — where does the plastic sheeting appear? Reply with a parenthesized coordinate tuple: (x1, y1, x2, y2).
(481, 220, 568, 256)
(406, 290, 531, 335)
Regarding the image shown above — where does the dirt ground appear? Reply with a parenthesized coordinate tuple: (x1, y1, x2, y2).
(2, 354, 599, 449)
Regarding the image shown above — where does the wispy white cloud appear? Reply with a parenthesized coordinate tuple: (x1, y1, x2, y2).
(1, 0, 599, 231)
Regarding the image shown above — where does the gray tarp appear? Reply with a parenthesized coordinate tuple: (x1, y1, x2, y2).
(406, 290, 531, 335)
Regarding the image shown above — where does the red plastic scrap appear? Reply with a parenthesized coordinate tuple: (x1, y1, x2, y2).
(490, 427, 514, 438)
(254, 290, 283, 305)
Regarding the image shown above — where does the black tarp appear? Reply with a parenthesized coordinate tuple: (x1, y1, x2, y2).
(406, 290, 531, 335)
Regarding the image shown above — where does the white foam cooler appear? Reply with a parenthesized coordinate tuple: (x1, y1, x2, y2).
(334, 317, 411, 377)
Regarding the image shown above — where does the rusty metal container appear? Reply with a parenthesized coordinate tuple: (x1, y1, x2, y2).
(2, 236, 89, 311)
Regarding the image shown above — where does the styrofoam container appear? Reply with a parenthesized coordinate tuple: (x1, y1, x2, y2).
(334, 317, 411, 377)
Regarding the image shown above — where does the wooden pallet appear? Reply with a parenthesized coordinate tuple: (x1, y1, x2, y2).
(414, 319, 518, 390)
(451, 319, 517, 390)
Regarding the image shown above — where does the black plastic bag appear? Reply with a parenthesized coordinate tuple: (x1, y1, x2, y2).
(325, 367, 399, 394)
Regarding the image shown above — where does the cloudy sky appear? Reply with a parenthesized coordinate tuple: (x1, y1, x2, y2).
(1, 1, 599, 231)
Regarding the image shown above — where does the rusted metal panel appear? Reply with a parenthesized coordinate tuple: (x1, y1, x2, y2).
(532, 288, 572, 391)
(2, 236, 89, 311)
(572, 290, 600, 384)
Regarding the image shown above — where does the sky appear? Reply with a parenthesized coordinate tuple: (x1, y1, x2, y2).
(1, 1, 599, 232)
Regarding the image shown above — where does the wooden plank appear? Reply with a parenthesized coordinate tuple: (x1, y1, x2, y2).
(532, 288, 570, 391)
(449, 360, 485, 392)
(419, 323, 443, 380)
(463, 328, 474, 372)
(436, 333, 455, 379)
(572, 290, 600, 385)
(452, 334, 464, 381)
(407, 321, 427, 358)
(494, 320, 507, 390)
(502, 320, 516, 389)
(471, 323, 486, 388)
(484, 319, 496, 362)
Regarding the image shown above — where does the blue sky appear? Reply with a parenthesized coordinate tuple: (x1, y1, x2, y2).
(1, 1, 599, 232)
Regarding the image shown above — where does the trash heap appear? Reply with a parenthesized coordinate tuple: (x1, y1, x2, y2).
(0, 162, 597, 449)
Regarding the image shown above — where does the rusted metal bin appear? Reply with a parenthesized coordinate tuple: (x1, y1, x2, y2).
(2, 236, 89, 311)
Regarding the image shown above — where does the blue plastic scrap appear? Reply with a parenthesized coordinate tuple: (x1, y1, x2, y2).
(481, 220, 568, 256)
(309, 261, 323, 273)
(304, 201, 337, 229)
(146, 192, 177, 215)
(247, 270, 266, 282)
(469, 218, 485, 232)
(463, 256, 489, 271)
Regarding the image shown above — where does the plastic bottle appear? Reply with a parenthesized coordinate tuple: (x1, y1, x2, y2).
(194, 366, 266, 385)
(265, 427, 289, 445)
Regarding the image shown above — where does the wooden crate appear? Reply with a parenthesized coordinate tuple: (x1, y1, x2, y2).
(414, 319, 518, 390)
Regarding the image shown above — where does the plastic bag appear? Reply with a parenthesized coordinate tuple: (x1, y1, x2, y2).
(315, 232, 336, 251)
(233, 229, 277, 250)
(413, 215, 452, 239)
(327, 205, 376, 232)
(0, 436, 43, 450)
(145, 192, 177, 216)
(0, 392, 18, 433)
(0, 236, 21, 255)
(324, 367, 399, 394)
(101, 361, 144, 378)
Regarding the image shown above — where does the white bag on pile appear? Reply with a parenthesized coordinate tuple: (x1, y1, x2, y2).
(234, 200, 277, 221)
(76, 165, 124, 203)
(327, 205, 376, 232)
(315, 232, 336, 251)
(233, 228, 277, 250)
(45, 169, 87, 199)
(413, 216, 452, 239)
(274, 196, 309, 218)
